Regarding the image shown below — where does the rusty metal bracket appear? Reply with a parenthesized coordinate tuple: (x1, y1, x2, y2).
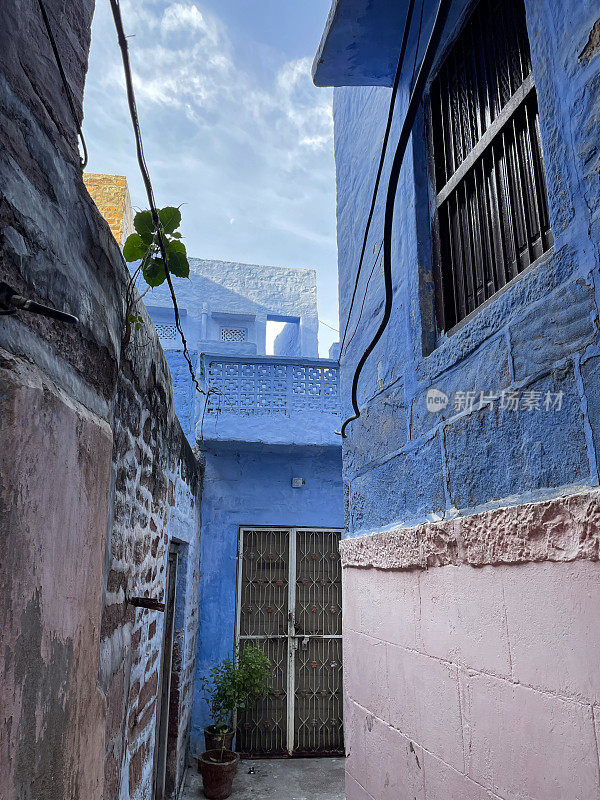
(0, 281, 78, 324)
(127, 596, 165, 612)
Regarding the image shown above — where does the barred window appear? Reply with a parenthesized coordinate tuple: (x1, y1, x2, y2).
(429, 0, 553, 331)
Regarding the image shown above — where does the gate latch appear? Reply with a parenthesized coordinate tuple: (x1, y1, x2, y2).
(301, 636, 309, 649)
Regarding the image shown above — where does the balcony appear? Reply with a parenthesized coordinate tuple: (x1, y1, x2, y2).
(198, 354, 341, 446)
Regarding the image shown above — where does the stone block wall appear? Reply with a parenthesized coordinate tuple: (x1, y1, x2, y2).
(333, 0, 600, 531)
(101, 339, 201, 800)
(0, 2, 201, 799)
(327, 0, 600, 798)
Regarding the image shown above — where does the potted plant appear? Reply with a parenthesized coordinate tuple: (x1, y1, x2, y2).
(199, 645, 270, 799)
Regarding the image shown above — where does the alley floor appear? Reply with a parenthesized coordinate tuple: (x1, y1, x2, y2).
(183, 757, 345, 800)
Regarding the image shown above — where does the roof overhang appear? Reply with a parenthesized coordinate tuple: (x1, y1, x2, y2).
(312, 0, 411, 87)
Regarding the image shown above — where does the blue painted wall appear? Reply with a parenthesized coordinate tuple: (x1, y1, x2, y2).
(145, 257, 319, 357)
(324, 0, 600, 536)
(190, 443, 344, 754)
(143, 258, 344, 757)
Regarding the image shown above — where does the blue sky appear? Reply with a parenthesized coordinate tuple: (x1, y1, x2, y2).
(82, 0, 339, 355)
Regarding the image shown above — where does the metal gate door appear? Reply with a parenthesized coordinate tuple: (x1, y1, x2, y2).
(235, 528, 343, 756)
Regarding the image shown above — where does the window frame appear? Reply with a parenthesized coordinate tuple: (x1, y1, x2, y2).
(425, 0, 553, 336)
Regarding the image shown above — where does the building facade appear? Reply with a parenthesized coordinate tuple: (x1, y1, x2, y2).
(0, 6, 202, 800)
(314, 0, 600, 798)
(145, 258, 345, 758)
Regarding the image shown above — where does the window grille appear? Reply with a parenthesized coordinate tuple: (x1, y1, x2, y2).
(429, 0, 553, 331)
(155, 323, 177, 341)
(220, 326, 247, 343)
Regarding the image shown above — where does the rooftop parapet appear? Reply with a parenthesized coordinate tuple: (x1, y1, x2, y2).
(198, 354, 341, 447)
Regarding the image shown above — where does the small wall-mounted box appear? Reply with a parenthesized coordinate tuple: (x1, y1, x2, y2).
(291, 477, 305, 488)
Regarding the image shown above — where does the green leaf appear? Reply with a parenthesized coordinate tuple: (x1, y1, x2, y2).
(159, 206, 181, 235)
(166, 248, 189, 279)
(143, 257, 166, 287)
(167, 238, 187, 256)
(123, 233, 148, 262)
(134, 210, 155, 244)
(171, 231, 183, 239)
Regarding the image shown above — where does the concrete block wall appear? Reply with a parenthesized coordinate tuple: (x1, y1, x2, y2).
(341, 508, 600, 799)
(0, 3, 201, 799)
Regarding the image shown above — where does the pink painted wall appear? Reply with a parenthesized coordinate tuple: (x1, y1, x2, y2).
(342, 498, 600, 800)
(0, 356, 112, 800)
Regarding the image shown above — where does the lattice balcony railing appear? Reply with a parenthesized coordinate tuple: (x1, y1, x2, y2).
(201, 356, 340, 417)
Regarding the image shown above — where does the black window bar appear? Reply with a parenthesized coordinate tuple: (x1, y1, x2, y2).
(429, 0, 553, 331)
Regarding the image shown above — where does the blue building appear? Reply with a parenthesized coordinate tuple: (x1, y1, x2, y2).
(314, 1, 600, 798)
(145, 258, 345, 758)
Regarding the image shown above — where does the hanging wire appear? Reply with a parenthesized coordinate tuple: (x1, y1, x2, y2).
(36, 0, 88, 168)
(339, 0, 425, 360)
(337, 0, 417, 358)
(319, 318, 340, 334)
(108, 0, 203, 395)
(343, 240, 383, 354)
(338, 0, 453, 438)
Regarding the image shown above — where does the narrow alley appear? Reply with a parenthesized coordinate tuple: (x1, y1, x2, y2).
(2, 1, 600, 800)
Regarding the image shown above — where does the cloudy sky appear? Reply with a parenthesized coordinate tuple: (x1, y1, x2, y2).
(82, 0, 339, 355)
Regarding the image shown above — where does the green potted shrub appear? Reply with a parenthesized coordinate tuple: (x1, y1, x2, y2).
(199, 645, 270, 799)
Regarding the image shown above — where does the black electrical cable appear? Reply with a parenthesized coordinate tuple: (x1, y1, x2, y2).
(109, 0, 202, 395)
(410, 0, 426, 91)
(339, 0, 453, 438)
(340, 0, 424, 359)
(36, 0, 88, 168)
(338, 0, 416, 358)
(344, 241, 383, 354)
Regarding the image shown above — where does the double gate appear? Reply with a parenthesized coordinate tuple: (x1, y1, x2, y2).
(235, 528, 344, 756)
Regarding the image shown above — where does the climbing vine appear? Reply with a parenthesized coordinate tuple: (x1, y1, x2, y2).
(123, 206, 189, 286)
(122, 206, 190, 343)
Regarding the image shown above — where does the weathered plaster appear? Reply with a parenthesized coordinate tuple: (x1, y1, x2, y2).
(0, 352, 112, 800)
(339, 488, 600, 569)
(0, 3, 202, 798)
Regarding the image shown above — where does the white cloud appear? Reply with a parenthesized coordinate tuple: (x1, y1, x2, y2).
(109, 2, 332, 149)
(160, 3, 215, 37)
(83, 0, 339, 355)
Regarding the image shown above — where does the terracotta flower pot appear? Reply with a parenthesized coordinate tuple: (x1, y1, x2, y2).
(198, 750, 240, 800)
(204, 725, 234, 752)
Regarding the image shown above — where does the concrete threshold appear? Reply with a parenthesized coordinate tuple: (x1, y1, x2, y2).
(182, 757, 345, 800)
